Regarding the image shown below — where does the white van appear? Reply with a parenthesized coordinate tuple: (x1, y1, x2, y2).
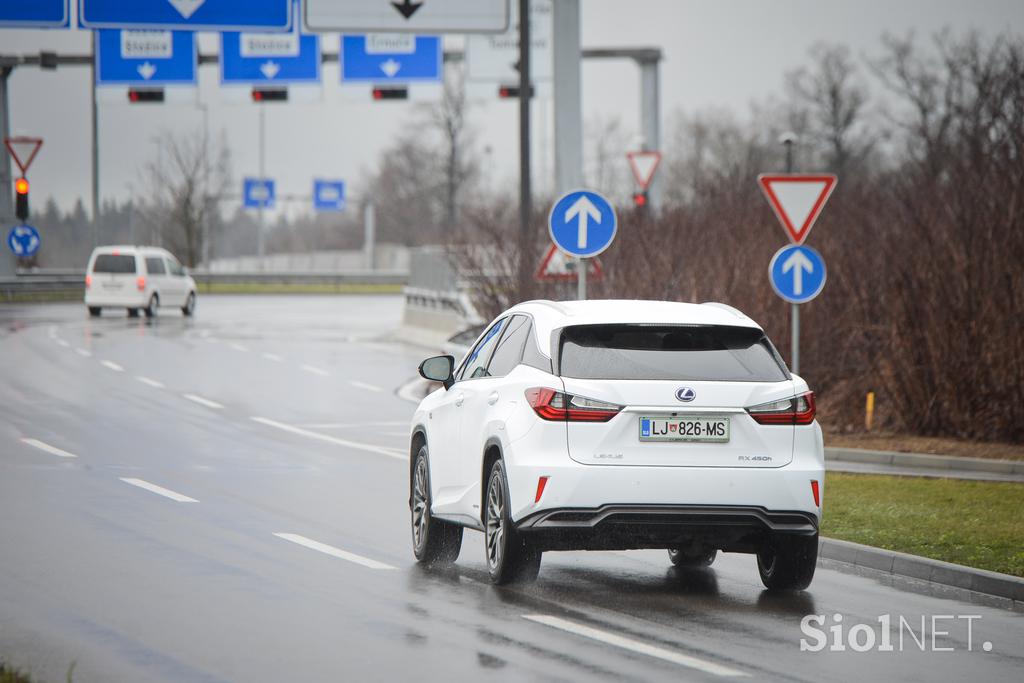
(85, 246, 197, 318)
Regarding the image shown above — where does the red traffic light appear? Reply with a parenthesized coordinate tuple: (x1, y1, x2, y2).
(128, 88, 165, 103)
(498, 85, 535, 98)
(252, 88, 288, 102)
(633, 192, 648, 207)
(372, 87, 408, 100)
(15, 178, 29, 195)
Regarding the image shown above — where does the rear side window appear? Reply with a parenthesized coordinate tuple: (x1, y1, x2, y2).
(145, 257, 166, 275)
(92, 254, 136, 274)
(559, 324, 788, 382)
(486, 315, 532, 378)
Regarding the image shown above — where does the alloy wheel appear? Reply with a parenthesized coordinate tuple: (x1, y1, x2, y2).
(485, 473, 505, 569)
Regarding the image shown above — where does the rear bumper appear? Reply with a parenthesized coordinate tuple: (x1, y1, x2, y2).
(515, 503, 818, 552)
(84, 291, 148, 307)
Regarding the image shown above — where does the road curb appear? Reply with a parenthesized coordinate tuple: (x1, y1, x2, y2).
(825, 447, 1024, 475)
(819, 537, 1024, 610)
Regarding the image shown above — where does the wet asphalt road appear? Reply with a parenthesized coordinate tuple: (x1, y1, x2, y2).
(1, 295, 1021, 682)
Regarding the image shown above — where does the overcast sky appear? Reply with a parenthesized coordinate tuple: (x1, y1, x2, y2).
(1, 0, 1022, 216)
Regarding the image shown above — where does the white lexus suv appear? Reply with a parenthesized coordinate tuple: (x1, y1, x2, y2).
(410, 300, 824, 589)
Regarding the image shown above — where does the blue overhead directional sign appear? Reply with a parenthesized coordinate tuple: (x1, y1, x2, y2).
(313, 180, 346, 212)
(8, 225, 41, 258)
(769, 244, 826, 304)
(96, 30, 197, 85)
(341, 35, 441, 83)
(243, 178, 275, 209)
(221, 26, 320, 84)
(548, 189, 617, 258)
(79, 0, 291, 32)
(0, 0, 69, 28)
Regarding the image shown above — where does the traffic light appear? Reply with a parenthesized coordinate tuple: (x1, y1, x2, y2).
(252, 88, 288, 102)
(15, 177, 29, 221)
(127, 88, 165, 103)
(498, 85, 535, 99)
(372, 86, 408, 100)
(632, 191, 648, 208)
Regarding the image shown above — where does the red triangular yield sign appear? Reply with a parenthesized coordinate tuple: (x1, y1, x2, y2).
(535, 243, 603, 282)
(757, 174, 837, 244)
(4, 137, 44, 175)
(626, 151, 662, 190)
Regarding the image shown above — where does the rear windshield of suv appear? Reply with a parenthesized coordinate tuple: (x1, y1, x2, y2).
(92, 254, 136, 274)
(559, 324, 788, 382)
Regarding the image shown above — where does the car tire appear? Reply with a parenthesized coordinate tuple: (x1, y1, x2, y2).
(87, 307, 101, 317)
(411, 445, 462, 565)
(668, 547, 717, 568)
(485, 459, 542, 585)
(757, 533, 818, 590)
(181, 292, 196, 317)
(143, 294, 159, 318)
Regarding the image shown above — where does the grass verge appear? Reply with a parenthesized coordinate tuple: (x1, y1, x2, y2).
(822, 472, 1024, 577)
(0, 662, 35, 683)
(195, 282, 403, 295)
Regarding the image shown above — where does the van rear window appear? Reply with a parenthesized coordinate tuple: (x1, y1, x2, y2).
(559, 324, 788, 382)
(92, 254, 136, 274)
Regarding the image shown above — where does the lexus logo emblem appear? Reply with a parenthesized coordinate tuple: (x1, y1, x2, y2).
(675, 387, 696, 402)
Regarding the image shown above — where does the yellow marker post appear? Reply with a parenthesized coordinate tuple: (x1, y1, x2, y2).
(865, 391, 875, 431)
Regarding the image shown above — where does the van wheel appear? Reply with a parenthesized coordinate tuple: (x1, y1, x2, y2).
(757, 533, 818, 590)
(144, 294, 159, 318)
(88, 307, 101, 317)
(127, 308, 139, 318)
(485, 459, 542, 584)
(411, 446, 462, 565)
(181, 292, 196, 317)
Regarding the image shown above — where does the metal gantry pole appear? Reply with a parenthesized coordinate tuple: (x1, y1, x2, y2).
(0, 67, 13, 276)
(639, 59, 661, 213)
(517, 0, 532, 299)
(783, 135, 799, 374)
(257, 103, 266, 262)
(364, 202, 376, 271)
(90, 32, 100, 246)
(553, 0, 584, 299)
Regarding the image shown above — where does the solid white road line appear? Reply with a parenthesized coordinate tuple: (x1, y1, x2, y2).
(262, 352, 283, 362)
(119, 478, 198, 503)
(250, 417, 405, 461)
(75, 348, 92, 357)
(522, 615, 748, 678)
(55, 339, 70, 348)
(136, 376, 164, 389)
(349, 380, 382, 392)
(183, 393, 224, 410)
(301, 364, 330, 377)
(20, 438, 77, 459)
(100, 360, 124, 372)
(230, 343, 248, 352)
(272, 533, 395, 570)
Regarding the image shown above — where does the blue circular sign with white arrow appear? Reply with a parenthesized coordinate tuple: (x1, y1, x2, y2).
(548, 189, 617, 258)
(7, 224, 41, 258)
(769, 244, 826, 304)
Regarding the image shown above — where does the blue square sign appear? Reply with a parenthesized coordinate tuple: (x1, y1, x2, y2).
(340, 34, 441, 83)
(96, 30, 197, 85)
(313, 180, 346, 212)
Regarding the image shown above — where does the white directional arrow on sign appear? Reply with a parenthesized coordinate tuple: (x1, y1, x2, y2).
(379, 59, 401, 78)
(781, 248, 814, 296)
(136, 62, 157, 80)
(259, 61, 280, 79)
(168, 0, 206, 20)
(566, 195, 601, 250)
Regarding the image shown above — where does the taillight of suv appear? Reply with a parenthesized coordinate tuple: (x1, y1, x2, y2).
(746, 392, 816, 425)
(525, 387, 622, 422)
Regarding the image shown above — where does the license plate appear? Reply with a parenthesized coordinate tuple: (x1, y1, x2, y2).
(639, 416, 730, 443)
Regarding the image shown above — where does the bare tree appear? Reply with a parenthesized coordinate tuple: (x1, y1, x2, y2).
(424, 65, 480, 233)
(139, 127, 231, 267)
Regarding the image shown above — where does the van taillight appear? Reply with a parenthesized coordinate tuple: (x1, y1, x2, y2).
(746, 392, 816, 425)
(525, 387, 622, 422)
(136, 276, 146, 291)
(85, 275, 92, 288)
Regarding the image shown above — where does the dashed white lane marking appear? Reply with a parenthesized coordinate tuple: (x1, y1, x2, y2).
(56, 339, 70, 348)
(522, 615, 748, 678)
(119, 478, 198, 503)
(75, 348, 92, 357)
(136, 376, 164, 389)
(348, 380, 382, 392)
(47, 326, 58, 339)
(250, 417, 404, 461)
(183, 393, 224, 410)
(262, 352, 283, 362)
(301, 364, 329, 377)
(272, 533, 395, 570)
(230, 343, 248, 352)
(20, 438, 77, 459)
(101, 360, 124, 372)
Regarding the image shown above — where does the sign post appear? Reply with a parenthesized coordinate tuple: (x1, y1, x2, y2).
(757, 172, 837, 375)
(548, 189, 616, 300)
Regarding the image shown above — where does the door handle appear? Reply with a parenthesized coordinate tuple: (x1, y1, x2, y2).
(487, 392, 499, 405)
(455, 393, 465, 407)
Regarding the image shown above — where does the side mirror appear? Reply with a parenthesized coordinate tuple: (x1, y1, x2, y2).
(419, 355, 455, 390)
